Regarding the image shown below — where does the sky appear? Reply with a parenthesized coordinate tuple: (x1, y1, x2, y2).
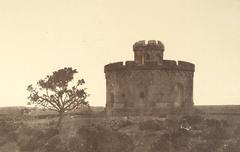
(0, 0, 240, 107)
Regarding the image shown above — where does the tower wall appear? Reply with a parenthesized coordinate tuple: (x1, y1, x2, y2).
(104, 40, 195, 116)
(105, 60, 194, 116)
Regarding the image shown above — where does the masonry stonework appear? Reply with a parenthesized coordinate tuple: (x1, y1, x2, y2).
(104, 40, 195, 116)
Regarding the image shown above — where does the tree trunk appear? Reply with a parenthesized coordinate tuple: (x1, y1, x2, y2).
(56, 112, 64, 128)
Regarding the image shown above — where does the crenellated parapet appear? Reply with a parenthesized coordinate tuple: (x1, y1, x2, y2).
(133, 40, 164, 52)
(104, 60, 195, 72)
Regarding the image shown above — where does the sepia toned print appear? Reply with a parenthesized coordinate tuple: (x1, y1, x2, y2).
(0, 0, 240, 152)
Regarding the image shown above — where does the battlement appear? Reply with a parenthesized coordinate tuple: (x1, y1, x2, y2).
(133, 40, 164, 52)
(104, 60, 195, 72)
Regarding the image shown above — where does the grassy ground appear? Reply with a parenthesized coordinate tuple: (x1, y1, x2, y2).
(1, 112, 240, 152)
(1, 105, 240, 152)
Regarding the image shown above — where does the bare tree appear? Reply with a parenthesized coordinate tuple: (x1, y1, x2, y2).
(27, 67, 89, 127)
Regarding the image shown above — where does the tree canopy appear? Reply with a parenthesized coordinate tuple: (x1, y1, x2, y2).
(27, 67, 89, 126)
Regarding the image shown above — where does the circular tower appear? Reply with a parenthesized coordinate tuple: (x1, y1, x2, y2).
(104, 40, 195, 116)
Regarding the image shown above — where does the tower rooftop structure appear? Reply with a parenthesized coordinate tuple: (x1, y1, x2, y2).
(132, 40, 165, 65)
(133, 40, 165, 52)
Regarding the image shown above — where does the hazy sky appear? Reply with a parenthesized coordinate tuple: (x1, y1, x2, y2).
(0, 0, 240, 107)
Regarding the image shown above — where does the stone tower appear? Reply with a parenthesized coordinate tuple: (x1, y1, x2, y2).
(133, 40, 164, 65)
(104, 40, 195, 116)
